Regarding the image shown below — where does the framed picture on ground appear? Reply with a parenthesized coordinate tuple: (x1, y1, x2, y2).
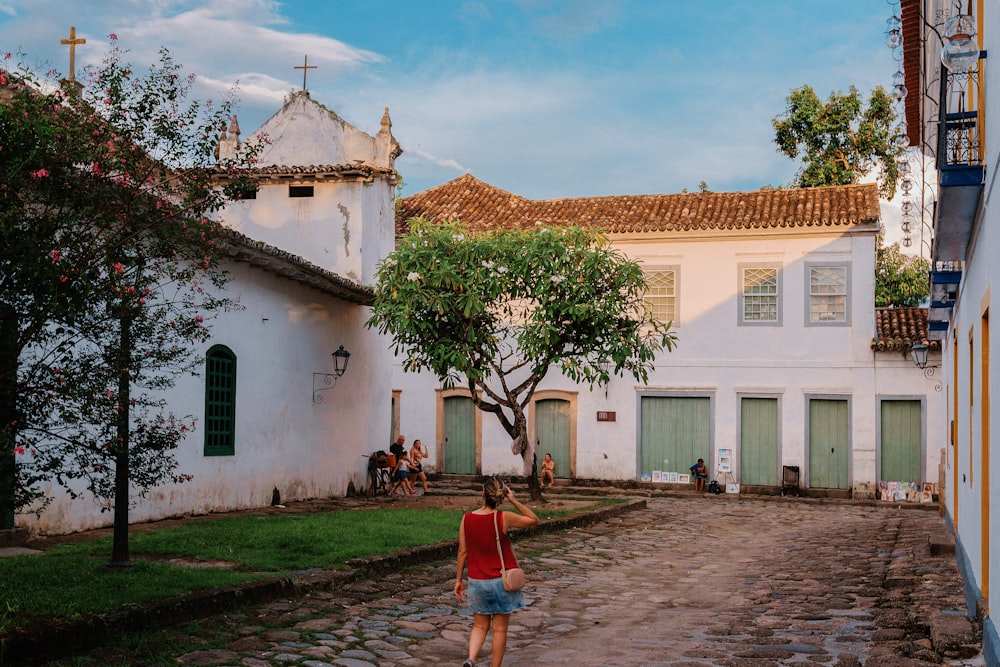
(678, 474, 690, 483)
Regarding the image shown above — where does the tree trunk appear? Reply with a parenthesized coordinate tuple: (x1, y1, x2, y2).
(525, 446, 542, 501)
(109, 313, 132, 567)
(0, 303, 17, 529)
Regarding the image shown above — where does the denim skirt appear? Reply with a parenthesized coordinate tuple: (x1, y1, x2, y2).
(467, 576, 524, 615)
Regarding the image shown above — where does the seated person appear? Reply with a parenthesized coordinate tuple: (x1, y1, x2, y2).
(540, 452, 556, 489)
(689, 458, 707, 493)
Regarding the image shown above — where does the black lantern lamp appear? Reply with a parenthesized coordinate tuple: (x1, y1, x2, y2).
(910, 340, 929, 369)
(313, 345, 351, 403)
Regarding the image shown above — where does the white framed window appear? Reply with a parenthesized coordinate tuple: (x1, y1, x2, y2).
(807, 263, 849, 325)
(739, 264, 780, 325)
(644, 268, 678, 325)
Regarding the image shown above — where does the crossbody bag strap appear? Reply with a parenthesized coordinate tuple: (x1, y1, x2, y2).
(493, 511, 507, 574)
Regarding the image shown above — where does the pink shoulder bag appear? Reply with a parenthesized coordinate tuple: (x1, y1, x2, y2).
(493, 511, 526, 591)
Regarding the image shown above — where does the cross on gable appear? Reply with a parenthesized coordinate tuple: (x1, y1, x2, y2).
(60, 26, 86, 81)
(294, 55, 317, 91)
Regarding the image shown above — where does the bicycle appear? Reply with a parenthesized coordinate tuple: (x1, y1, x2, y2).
(365, 451, 396, 497)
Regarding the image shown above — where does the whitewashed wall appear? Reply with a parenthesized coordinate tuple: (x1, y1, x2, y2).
(22, 261, 390, 535)
(393, 226, 946, 496)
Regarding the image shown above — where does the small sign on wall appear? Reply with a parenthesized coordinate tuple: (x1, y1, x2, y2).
(596, 411, 616, 422)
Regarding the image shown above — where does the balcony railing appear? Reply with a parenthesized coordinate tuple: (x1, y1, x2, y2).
(932, 52, 986, 264)
(936, 56, 986, 185)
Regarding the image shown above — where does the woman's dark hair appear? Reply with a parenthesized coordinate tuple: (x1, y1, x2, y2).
(483, 476, 506, 509)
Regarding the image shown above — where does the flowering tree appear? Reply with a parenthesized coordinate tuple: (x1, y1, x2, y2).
(367, 219, 676, 499)
(0, 40, 255, 563)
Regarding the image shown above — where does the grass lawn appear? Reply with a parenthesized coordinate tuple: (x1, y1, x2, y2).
(0, 499, 621, 634)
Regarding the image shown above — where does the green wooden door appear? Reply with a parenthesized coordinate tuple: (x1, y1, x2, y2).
(808, 399, 849, 489)
(640, 396, 710, 478)
(740, 397, 778, 486)
(880, 400, 922, 483)
(535, 399, 571, 478)
(390, 395, 398, 444)
(443, 395, 477, 474)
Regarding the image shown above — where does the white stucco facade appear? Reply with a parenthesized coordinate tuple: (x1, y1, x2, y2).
(904, 1, 998, 659)
(20, 92, 401, 536)
(393, 185, 946, 500)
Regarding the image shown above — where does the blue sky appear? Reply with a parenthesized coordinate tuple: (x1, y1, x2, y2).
(0, 1, 901, 203)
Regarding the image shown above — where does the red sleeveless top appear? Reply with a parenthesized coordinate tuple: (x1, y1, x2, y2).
(463, 511, 519, 580)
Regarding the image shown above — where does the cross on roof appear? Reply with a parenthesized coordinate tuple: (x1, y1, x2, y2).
(294, 55, 317, 91)
(60, 26, 86, 81)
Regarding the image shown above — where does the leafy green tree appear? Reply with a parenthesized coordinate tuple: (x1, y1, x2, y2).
(773, 85, 902, 198)
(876, 236, 930, 307)
(367, 219, 676, 499)
(1, 40, 255, 563)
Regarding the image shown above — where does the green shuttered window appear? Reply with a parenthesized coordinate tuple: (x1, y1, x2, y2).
(204, 345, 237, 457)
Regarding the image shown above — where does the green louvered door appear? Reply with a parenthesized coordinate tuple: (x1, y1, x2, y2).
(535, 399, 571, 478)
(880, 400, 922, 483)
(808, 399, 849, 489)
(640, 396, 710, 478)
(443, 395, 477, 474)
(740, 397, 778, 486)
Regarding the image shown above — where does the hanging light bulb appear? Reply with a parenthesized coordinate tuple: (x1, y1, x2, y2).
(898, 158, 912, 175)
(901, 177, 913, 194)
(943, 14, 975, 39)
(941, 15, 979, 72)
(885, 15, 903, 49)
(894, 133, 910, 149)
(902, 237, 913, 248)
(901, 200, 914, 215)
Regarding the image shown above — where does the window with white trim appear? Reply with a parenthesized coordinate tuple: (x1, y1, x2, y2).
(808, 264, 849, 324)
(740, 265, 780, 325)
(644, 269, 677, 325)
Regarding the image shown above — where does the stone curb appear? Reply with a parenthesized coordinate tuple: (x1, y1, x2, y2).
(0, 497, 646, 666)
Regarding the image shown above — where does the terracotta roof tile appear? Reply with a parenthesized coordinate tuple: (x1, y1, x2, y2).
(397, 174, 881, 236)
(871, 307, 941, 353)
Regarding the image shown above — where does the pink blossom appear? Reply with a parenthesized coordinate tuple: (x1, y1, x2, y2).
(50, 249, 61, 263)
(13, 446, 25, 456)
(113, 262, 124, 274)
(30, 168, 49, 178)
(92, 162, 101, 175)
(108, 33, 117, 40)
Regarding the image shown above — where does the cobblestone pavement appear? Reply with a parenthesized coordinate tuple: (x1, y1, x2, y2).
(52, 495, 983, 667)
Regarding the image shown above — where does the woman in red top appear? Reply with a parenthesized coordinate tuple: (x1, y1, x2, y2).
(454, 477, 539, 667)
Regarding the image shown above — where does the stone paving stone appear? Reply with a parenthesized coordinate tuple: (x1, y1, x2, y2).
(38, 495, 987, 666)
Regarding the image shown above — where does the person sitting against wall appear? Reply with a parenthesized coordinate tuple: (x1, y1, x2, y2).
(539, 453, 556, 489)
(689, 458, 708, 493)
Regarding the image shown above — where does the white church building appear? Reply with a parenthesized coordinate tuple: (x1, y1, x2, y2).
(23, 90, 402, 535)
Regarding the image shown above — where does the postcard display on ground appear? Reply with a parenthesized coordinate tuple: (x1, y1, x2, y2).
(878, 480, 936, 503)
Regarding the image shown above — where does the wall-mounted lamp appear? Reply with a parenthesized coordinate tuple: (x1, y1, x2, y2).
(910, 341, 942, 392)
(910, 340, 930, 369)
(313, 345, 351, 403)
